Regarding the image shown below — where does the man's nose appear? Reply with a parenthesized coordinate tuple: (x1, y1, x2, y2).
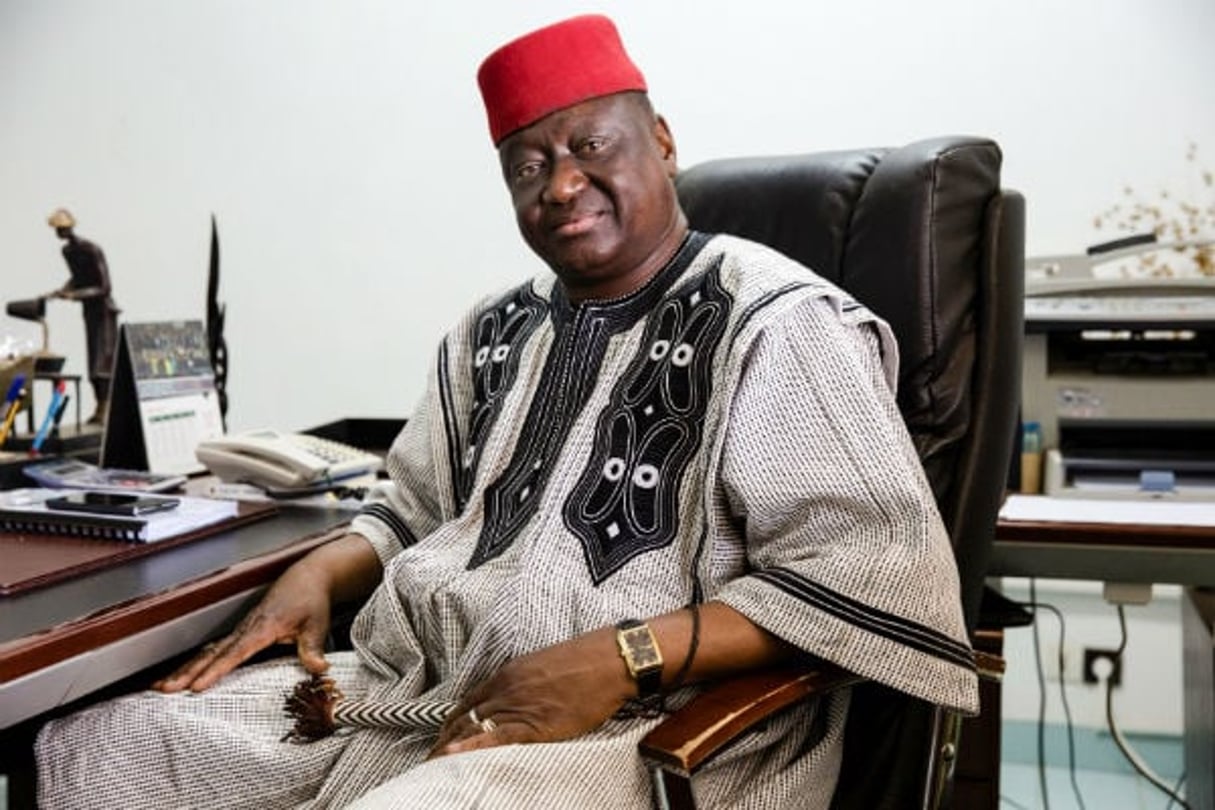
(541, 156, 587, 204)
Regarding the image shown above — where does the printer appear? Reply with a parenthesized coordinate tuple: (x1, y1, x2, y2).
(1023, 235, 1215, 500)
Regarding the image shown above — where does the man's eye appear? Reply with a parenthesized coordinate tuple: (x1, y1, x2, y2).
(514, 162, 543, 183)
(577, 137, 608, 155)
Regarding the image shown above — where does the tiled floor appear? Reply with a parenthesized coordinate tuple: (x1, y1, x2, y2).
(999, 720, 1189, 809)
(1000, 762, 1191, 809)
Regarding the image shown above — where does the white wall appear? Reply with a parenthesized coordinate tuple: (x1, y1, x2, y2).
(4, 0, 1213, 431)
(2, 0, 1212, 737)
(999, 579, 1186, 735)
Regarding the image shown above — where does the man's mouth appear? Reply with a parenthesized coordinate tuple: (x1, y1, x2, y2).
(551, 211, 603, 237)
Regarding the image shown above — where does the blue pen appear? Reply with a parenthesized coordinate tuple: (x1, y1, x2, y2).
(51, 394, 71, 433)
(1, 375, 23, 408)
(29, 380, 67, 455)
(0, 374, 28, 447)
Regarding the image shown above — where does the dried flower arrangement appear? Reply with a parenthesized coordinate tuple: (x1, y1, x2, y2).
(1093, 142, 1215, 277)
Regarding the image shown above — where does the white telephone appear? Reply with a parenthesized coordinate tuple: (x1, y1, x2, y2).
(195, 429, 383, 491)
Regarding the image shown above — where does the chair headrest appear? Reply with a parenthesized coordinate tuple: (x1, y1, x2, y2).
(676, 136, 1003, 506)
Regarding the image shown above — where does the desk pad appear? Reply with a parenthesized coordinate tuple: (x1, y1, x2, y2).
(0, 499, 279, 595)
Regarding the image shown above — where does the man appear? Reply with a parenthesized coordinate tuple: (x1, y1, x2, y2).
(36, 16, 977, 809)
(47, 208, 121, 424)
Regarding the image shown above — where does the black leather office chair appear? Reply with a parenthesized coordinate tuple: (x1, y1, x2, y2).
(639, 136, 1025, 809)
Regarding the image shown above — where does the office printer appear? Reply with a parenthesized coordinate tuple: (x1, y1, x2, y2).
(1023, 235, 1215, 500)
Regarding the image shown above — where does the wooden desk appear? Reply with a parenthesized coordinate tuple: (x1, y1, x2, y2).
(0, 506, 348, 729)
(990, 515, 1215, 586)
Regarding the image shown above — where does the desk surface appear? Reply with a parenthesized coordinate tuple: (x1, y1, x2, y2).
(8, 495, 1212, 726)
(0, 506, 347, 728)
(991, 514, 1215, 586)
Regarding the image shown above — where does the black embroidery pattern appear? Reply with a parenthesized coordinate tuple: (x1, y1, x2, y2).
(753, 567, 976, 671)
(565, 259, 731, 584)
(447, 284, 546, 511)
(472, 311, 614, 567)
(358, 502, 419, 549)
(467, 233, 711, 571)
(730, 282, 811, 342)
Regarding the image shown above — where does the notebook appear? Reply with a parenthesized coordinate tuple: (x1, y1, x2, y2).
(0, 494, 280, 595)
(0, 488, 238, 543)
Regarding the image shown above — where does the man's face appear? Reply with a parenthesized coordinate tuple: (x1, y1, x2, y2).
(498, 93, 684, 301)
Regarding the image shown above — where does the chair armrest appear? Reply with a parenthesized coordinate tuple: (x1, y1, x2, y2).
(638, 651, 1004, 810)
(638, 662, 863, 775)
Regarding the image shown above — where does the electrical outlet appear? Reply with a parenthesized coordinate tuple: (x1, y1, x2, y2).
(1083, 648, 1122, 686)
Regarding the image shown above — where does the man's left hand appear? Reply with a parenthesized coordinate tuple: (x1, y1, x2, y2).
(430, 627, 632, 757)
(429, 602, 797, 758)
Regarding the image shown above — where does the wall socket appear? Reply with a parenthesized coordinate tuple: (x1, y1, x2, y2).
(1083, 648, 1122, 686)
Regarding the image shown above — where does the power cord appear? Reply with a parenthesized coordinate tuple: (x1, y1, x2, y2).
(1164, 771, 1188, 809)
(1032, 599, 1087, 810)
(1028, 579, 1051, 810)
(1025, 579, 1088, 810)
(1101, 605, 1192, 809)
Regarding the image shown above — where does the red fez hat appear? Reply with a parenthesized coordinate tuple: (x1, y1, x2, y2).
(477, 15, 648, 145)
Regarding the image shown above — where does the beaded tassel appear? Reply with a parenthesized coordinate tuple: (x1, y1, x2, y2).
(282, 674, 459, 743)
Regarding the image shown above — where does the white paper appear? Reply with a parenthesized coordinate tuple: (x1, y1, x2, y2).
(999, 494, 1215, 528)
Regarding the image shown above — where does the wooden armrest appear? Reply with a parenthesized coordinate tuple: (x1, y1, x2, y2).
(974, 649, 1005, 682)
(638, 662, 863, 775)
(972, 627, 1007, 682)
(638, 645, 999, 787)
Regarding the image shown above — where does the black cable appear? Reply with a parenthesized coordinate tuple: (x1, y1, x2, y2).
(1031, 602, 1087, 810)
(1028, 578, 1051, 810)
(1164, 771, 1187, 810)
(1102, 605, 1193, 809)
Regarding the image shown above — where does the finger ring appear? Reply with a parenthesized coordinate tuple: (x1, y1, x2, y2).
(467, 708, 496, 734)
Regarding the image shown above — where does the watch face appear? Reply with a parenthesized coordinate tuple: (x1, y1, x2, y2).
(621, 626, 662, 670)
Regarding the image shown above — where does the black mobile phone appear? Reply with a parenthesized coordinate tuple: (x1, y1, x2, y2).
(44, 491, 182, 517)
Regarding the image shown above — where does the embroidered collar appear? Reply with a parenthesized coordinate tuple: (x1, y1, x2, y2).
(549, 231, 711, 329)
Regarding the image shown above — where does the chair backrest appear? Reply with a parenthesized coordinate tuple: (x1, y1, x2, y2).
(675, 136, 1025, 808)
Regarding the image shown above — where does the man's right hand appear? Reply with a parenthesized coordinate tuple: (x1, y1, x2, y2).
(153, 532, 383, 693)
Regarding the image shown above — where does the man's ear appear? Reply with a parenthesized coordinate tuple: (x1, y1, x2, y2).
(654, 115, 678, 177)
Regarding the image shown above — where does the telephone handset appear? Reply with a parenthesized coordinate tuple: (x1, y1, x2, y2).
(195, 429, 383, 491)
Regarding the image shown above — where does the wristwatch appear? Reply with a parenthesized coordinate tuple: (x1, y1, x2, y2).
(615, 619, 664, 699)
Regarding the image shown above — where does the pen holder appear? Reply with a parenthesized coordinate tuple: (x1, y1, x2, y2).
(0, 355, 35, 448)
